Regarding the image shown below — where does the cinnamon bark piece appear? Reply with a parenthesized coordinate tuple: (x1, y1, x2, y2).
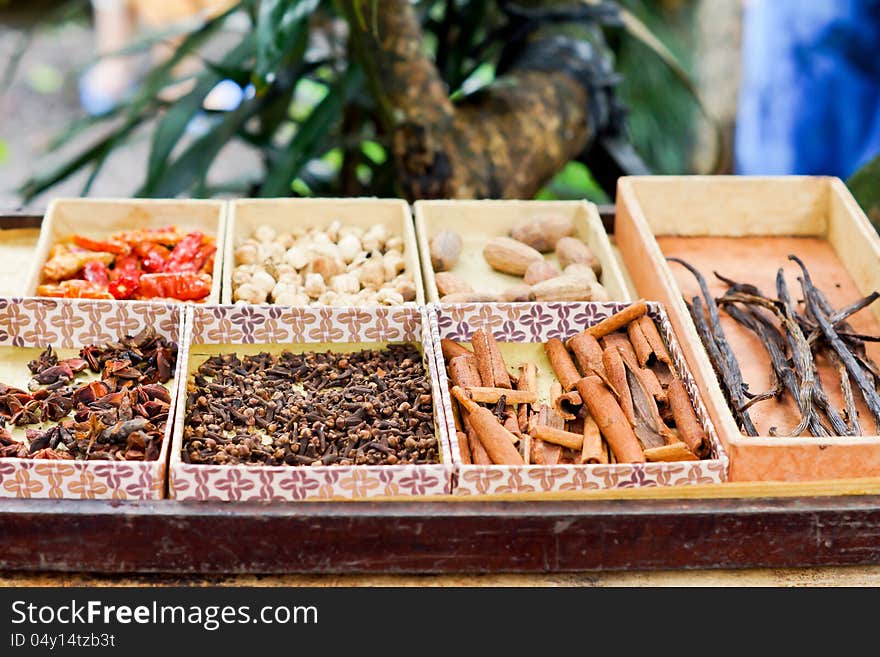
(452, 386, 523, 465)
(666, 378, 709, 457)
(471, 327, 511, 389)
(619, 348, 675, 450)
(576, 375, 646, 463)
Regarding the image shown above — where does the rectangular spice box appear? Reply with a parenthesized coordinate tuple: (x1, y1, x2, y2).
(414, 199, 631, 304)
(0, 297, 186, 499)
(168, 304, 454, 501)
(222, 197, 424, 306)
(429, 301, 727, 495)
(24, 197, 227, 304)
(615, 175, 880, 482)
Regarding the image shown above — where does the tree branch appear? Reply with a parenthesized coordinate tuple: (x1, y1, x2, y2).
(338, 0, 597, 200)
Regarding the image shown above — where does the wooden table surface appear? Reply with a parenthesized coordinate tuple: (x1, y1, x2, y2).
(4, 207, 880, 586)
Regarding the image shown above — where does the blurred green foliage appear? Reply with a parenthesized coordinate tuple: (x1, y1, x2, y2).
(17, 0, 703, 203)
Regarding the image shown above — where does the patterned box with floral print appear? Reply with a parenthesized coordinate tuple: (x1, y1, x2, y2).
(0, 297, 186, 499)
(429, 302, 728, 495)
(168, 304, 455, 501)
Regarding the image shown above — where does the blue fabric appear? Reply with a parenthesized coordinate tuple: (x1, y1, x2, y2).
(735, 0, 880, 177)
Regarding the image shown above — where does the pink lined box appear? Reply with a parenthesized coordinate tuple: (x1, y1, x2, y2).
(428, 301, 728, 495)
(169, 304, 454, 501)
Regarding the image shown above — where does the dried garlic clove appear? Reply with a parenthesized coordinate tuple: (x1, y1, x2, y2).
(254, 224, 277, 243)
(235, 243, 260, 265)
(383, 250, 405, 281)
(358, 258, 385, 290)
(337, 233, 361, 263)
(330, 273, 360, 295)
(304, 273, 326, 298)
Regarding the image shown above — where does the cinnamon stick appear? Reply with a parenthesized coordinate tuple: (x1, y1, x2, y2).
(530, 404, 561, 465)
(553, 390, 583, 421)
(516, 362, 537, 432)
(532, 425, 584, 451)
(529, 436, 546, 465)
(472, 327, 511, 389)
(467, 417, 493, 465)
(566, 331, 606, 378)
(602, 332, 638, 365)
(627, 320, 653, 368)
(464, 386, 537, 405)
(576, 375, 646, 463)
(441, 338, 473, 362)
(644, 442, 698, 462)
(544, 337, 581, 391)
(638, 366, 666, 405)
(579, 415, 607, 464)
(637, 315, 672, 364)
(456, 430, 472, 464)
(503, 409, 522, 438)
(667, 378, 709, 457)
(602, 346, 634, 424)
(447, 354, 482, 388)
(519, 432, 532, 465)
(587, 300, 648, 339)
(452, 386, 523, 465)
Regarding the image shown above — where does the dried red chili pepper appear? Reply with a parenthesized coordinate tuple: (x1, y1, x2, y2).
(163, 231, 204, 273)
(36, 280, 114, 299)
(82, 261, 110, 287)
(135, 243, 171, 273)
(138, 272, 212, 301)
(190, 243, 217, 273)
(72, 234, 131, 256)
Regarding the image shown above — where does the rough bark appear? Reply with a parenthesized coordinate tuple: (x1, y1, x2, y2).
(339, 0, 594, 200)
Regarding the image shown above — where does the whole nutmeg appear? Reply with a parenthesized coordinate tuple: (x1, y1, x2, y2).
(430, 229, 463, 272)
(483, 236, 543, 276)
(510, 214, 573, 253)
(555, 237, 601, 274)
(435, 271, 473, 297)
(499, 284, 531, 302)
(522, 260, 560, 286)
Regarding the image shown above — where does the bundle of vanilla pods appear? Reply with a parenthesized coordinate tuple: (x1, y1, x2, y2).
(670, 255, 880, 437)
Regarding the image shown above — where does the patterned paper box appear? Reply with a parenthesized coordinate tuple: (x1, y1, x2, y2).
(0, 298, 186, 499)
(169, 304, 454, 501)
(429, 302, 729, 495)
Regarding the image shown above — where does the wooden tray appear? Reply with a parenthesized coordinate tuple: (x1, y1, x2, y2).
(615, 176, 880, 482)
(3, 207, 880, 574)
